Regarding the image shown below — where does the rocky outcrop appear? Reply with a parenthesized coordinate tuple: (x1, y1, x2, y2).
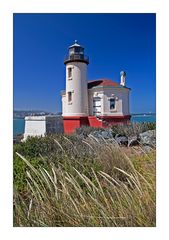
(138, 130, 156, 147)
(128, 136, 139, 147)
(115, 135, 128, 146)
(89, 129, 114, 139)
(87, 129, 156, 150)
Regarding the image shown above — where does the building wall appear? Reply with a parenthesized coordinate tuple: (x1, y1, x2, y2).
(23, 116, 46, 140)
(88, 89, 104, 115)
(121, 89, 130, 115)
(63, 62, 89, 116)
(88, 86, 130, 116)
(46, 116, 64, 134)
(23, 116, 64, 140)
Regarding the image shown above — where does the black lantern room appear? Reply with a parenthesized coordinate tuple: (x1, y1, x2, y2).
(64, 40, 89, 65)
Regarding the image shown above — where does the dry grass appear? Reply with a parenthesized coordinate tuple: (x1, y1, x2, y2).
(13, 135, 156, 227)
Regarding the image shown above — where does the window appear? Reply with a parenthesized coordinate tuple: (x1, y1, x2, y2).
(110, 98, 115, 110)
(93, 97, 101, 116)
(68, 92, 72, 102)
(69, 49, 74, 56)
(68, 68, 72, 78)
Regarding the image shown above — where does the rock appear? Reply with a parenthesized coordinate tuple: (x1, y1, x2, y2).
(115, 135, 128, 146)
(100, 130, 113, 139)
(139, 130, 156, 146)
(91, 129, 113, 139)
(143, 145, 153, 153)
(91, 130, 102, 139)
(128, 136, 139, 147)
(78, 133, 88, 139)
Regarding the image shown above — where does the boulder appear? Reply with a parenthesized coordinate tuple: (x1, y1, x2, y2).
(128, 136, 139, 147)
(143, 145, 153, 153)
(91, 130, 102, 139)
(100, 130, 113, 139)
(91, 129, 113, 139)
(139, 130, 156, 146)
(115, 135, 128, 146)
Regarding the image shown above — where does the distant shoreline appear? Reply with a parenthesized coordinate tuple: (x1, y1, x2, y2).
(13, 113, 156, 120)
(13, 118, 24, 120)
(132, 114, 156, 117)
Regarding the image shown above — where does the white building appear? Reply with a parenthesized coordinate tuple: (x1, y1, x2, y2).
(61, 41, 131, 134)
(23, 115, 63, 140)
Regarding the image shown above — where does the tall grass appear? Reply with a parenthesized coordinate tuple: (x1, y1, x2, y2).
(13, 135, 155, 227)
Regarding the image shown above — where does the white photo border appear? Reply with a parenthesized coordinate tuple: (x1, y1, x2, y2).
(0, 0, 168, 240)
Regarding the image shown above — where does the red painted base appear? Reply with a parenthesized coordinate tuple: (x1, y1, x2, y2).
(63, 116, 89, 134)
(63, 115, 131, 134)
(99, 115, 131, 127)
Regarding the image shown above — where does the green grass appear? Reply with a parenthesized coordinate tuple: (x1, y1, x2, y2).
(13, 133, 156, 227)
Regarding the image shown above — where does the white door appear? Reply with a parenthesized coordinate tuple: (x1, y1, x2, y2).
(93, 97, 101, 116)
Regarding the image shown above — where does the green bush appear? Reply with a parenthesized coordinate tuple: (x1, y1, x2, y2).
(14, 135, 102, 191)
(13, 125, 156, 226)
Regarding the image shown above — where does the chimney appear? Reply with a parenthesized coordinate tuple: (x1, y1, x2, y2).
(120, 71, 126, 86)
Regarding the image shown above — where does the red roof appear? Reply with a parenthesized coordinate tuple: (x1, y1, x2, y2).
(88, 79, 120, 89)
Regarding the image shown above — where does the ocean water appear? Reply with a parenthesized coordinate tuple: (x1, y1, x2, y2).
(13, 115, 156, 137)
(13, 119, 25, 137)
(131, 115, 156, 123)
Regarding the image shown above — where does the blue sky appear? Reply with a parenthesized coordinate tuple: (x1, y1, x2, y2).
(14, 13, 156, 113)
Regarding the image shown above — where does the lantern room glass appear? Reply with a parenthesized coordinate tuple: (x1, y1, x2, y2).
(69, 47, 84, 56)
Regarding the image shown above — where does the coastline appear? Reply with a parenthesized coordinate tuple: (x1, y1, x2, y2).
(13, 114, 156, 138)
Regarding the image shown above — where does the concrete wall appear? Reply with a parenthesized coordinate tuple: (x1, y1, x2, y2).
(63, 62, 89, 116)
(23, 116, 64, 140)
(88, 86, 130, 116)
(46, 116, 64, 134)
(23, 116, 46, 140)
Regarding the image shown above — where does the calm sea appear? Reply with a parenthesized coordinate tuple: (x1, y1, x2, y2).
(13, 115, 156, 137)
(13, 119, 25, 137)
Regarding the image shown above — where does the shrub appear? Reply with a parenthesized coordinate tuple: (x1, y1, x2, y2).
(13, 134, 156, 227)
(75, 125, 102, 136)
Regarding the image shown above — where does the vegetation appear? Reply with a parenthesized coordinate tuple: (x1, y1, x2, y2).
(75, 122, 156, 137)
(111, 122, 156, 137)
(13, 123, 156, 227)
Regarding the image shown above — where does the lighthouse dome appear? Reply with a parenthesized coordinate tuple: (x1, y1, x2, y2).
(64, 40, 89, 65)
(69, 40, 83, 48)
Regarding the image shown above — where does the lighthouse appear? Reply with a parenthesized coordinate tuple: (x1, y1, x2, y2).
(61, 41, 131, 134)
(61, 40, 90, 133)
(64, 40, 89, 116)
(23, 41, 131, 139)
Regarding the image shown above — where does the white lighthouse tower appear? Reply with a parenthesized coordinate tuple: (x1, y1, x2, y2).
(63, 40, 89, 116)
(62, 41, 90, 133)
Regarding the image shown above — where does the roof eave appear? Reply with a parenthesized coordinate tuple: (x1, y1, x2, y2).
(88, 85, 131, 90)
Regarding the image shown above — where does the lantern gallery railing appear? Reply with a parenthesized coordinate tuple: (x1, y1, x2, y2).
(64, 54, 89, 64)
